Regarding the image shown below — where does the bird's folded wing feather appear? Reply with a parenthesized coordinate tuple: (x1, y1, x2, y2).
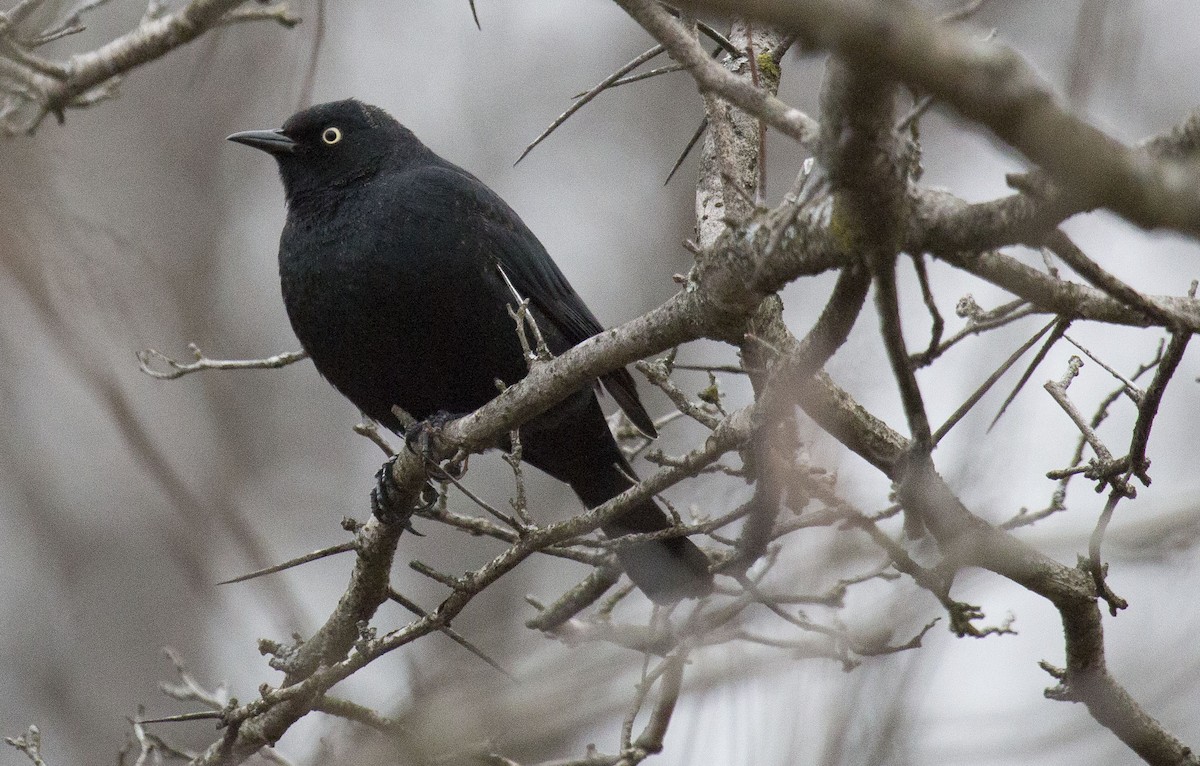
(408, 164, 657, 437)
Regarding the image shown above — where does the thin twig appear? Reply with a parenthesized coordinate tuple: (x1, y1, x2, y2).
(312, 696, 401, 734)
(573, 62, 684, 96)
(988, 317, 1070, 431)
(664, 116, 707, 185)
(137, 344, 307, 380)
(387, 588, 514, 679)
(1088, 488, 1130, 616)
(932, 317, 1058, 444)
(217, 542, 355, 585)
(635, 359, 721, 429)
(1127, 294, 1193, 484)
(1062, 333, 1145, 403)
(1043, 356, 1131, 494)
(516, 45, 665, 165)
(911, 253, 945, 361)
(431, 457, 525, 531)
(912, 299, 1034, 368)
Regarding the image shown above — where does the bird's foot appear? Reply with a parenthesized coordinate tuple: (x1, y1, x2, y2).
(370, 455, 427, 533)
(404, 411, 467, 480)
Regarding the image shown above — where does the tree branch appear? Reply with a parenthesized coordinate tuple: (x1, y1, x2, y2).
(0, 0, 298, 134)
(683, 0, 1200, 238)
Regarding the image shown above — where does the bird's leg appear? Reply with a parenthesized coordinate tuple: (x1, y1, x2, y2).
(370, 456, 428, 533)
(374, 408, 476, 529)
(370, 411, 472, 530)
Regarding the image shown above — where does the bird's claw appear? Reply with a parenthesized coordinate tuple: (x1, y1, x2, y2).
(404, 411, 455, 458)
(370, 456, 423, 534)
(404, 411, 467, 480)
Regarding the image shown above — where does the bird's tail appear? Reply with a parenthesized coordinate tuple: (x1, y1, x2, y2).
(520, 391, 713, 602)
(569, 459, 713, 603)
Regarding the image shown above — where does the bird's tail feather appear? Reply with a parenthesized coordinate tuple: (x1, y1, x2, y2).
(570, 461, 713, 603)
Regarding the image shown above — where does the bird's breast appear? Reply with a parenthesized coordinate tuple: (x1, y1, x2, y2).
(277, 198, 529, 428)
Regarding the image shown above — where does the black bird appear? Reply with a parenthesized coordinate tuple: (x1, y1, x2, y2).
(228, 99, 712, 602)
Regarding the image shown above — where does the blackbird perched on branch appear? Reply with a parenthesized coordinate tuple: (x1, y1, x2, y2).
(229, 99, 712, 602)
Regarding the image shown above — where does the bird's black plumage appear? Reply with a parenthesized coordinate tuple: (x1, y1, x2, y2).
(229, 99, 712, 602)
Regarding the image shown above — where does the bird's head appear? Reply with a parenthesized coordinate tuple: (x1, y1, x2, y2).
(228, 99, 416, 198)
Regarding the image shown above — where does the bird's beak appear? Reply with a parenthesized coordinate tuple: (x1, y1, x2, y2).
(226, 128, 297, 155)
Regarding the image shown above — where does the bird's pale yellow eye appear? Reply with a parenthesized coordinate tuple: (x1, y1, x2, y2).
(321, 127, 342, 145)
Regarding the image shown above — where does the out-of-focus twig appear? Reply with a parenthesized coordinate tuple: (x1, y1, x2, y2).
(0, 0, 299, 135)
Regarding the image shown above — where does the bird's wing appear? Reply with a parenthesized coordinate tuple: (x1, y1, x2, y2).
(409, 163, 657, 437)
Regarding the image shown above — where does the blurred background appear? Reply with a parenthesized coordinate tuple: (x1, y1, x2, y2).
(3, 1, 1200, 763)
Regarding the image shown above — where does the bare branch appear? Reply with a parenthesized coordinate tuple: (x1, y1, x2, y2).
(1044, 229, 1193, 329)
(4, 726, 47, 766)
(0, 0, 300, 134)
(1126, 318, 1193, 484)
(613, 0, 819, 147)
(311, 696, 401, 735)
(635, 358, 721, 429)
(685, 0, 1200, 238)
(137, 344, 307, 380)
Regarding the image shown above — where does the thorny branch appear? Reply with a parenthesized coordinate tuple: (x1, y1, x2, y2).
(638, 3, 1196, 764)
(687, 0, 1200, 240)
